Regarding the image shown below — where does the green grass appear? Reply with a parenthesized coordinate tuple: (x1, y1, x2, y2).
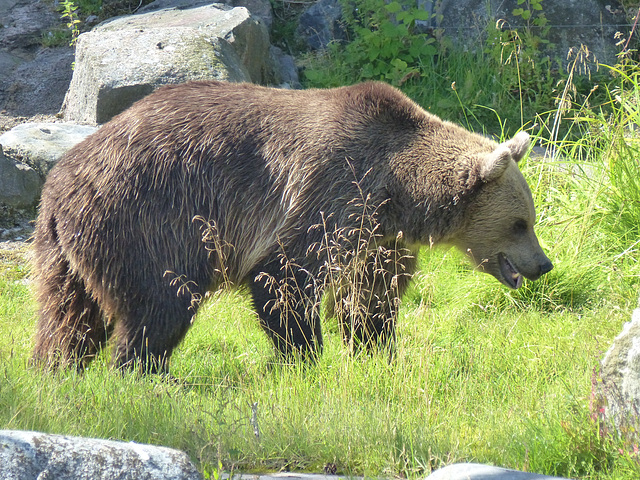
(4, 78, 640, 478)
(5, 20, 640, 478)
(1, 190, 639, 480)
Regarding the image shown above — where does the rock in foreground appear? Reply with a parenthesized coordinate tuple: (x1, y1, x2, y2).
(0, 430, 202, 480)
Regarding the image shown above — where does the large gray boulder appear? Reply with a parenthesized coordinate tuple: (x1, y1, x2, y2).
(434, 0, 628, 67)
(0, 430, 202, 480)
(596, 301, 640, 442)
(62, 4, 273, 125)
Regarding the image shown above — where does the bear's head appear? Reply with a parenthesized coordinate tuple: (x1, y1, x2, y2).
(453, 131, 553, 288)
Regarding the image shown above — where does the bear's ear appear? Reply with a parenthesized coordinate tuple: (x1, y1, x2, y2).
(479, 146, 511, 183)
(478, 131, 530, 183)
(502, 131, 530, 163)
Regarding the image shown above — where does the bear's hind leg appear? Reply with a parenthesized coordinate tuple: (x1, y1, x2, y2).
(249, 257, 323, 360)
(33, 259, 110, 370)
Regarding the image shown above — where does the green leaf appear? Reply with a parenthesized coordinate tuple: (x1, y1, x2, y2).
(409, 42, 422, 58)
(391, 58, 408, 70)
(412, 10, 431, 21)
(381, 21, 400, 37)
(534, 16, 548, 26)
(521, 10, 531, 20)
(361, 63, 374, 78)
(513, 8, 523, 16)
(384, 1, 402, 13)
(396, 11, 410, 23)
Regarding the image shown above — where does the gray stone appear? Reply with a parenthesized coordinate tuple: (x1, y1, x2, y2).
(223, 474, 362, 480)
(222, 467, 568, 480)
(139, 0, 273, 29)
(0, 146, 41, 209)
(0, 50, 24, 73)
(138, 0, 218, 13)
(296, 0, 347, 50)
(0, 430, 203, 480)
(0, 0, 74, 116)
(433, 0, 628, 68)
(270, 46, 300, 88)
(229, 0, 273, 30)
(597, 301, 640, 440)
(426, 463, 569, 479)
(0, 122, 98, 177)
(0, 0, 59, 50)
(0, 47, 74, 117)
(62, 4, 272, 124)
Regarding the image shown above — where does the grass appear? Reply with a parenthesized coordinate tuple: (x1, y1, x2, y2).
(1, 184, 639, 479)
(5, 11, 640, 478)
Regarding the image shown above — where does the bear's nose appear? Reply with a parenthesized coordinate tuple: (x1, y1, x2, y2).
(539, 259, 553, 275)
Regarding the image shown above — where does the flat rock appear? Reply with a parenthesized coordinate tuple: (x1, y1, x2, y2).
(0, 122, 98, 177)
(0, 145, 41, 210)
(0, 430, 202, 480)
(426, 463, 569, 479)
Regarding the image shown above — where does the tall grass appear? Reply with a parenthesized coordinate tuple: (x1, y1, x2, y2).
(4, 20, 640, 480)
(2, 118, 640, 477)
(0, 249, 632, 478)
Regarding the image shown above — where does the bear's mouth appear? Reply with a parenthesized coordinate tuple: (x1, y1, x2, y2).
(498, 253, 522, 289)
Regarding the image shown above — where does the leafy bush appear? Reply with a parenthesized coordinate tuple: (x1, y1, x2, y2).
(303, 0, 572, 135)
(304, 0, 436, 86)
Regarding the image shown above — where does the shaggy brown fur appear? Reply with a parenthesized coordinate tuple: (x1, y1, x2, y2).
(32, 81, 552, 371)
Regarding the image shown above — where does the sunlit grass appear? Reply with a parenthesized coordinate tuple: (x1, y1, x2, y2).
(3, 41, 640, 480)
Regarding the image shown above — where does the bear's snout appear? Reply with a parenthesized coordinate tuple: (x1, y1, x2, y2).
(524, 257, 554, 281)
(496, 250, 553, 289)
(540, 259, 554, 275)
(536, 258, 554, 277)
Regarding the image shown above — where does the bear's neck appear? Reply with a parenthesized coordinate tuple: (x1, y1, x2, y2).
(379, 162, 483, 247)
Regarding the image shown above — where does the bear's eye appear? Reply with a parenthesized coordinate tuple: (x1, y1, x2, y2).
(513, 219, 528, 234)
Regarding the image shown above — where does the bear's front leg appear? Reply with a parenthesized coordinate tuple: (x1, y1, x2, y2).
(248, 256, 323, 361)
(330, 244, 417, 353)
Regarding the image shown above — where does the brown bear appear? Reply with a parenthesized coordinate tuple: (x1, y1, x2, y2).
(32, 80, 553, 372)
